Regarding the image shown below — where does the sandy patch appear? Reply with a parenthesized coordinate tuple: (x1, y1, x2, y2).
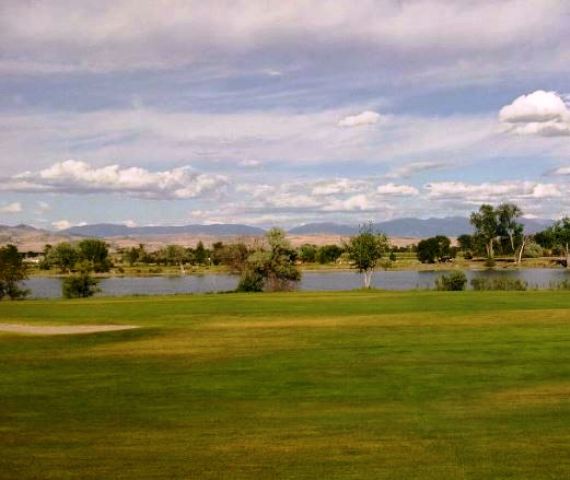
(0, 323, 138, 336)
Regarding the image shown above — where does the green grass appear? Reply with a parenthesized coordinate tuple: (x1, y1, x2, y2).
(1, 291, 569, 479)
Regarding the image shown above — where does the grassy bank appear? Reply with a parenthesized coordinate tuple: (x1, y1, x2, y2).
(1, 291, 569, 479)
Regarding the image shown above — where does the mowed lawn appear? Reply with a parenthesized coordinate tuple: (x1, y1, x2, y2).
(0, 291, 569, 479)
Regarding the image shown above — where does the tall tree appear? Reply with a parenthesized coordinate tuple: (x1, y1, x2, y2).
(345, 223, 390, 288)
(50, 242, 79, 273)
(78, 239, 110, 272)
(194, 241, 208, 266)
(497, 203, 524, 264)
(470, 204, 499, 259)
(0, 244, 29, 300)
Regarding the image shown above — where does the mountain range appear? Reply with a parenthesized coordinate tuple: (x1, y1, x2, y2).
(59, 216, 554, 238)
(62, 223, 266, 237)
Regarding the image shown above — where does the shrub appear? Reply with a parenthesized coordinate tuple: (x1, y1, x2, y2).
(523, 242, 544, 258)
(471, 277, 527, 291)
(236, 270, 264, 292)
(62, 273, 100, 299)
(435, 271, 467, 291)
(550, 279, 570, 290)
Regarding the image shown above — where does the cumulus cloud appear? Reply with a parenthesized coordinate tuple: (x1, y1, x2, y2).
(322, 194, 371, 212)
(0, 202, 23, 214)
(52, 220, 88, 231)
(338, 111, 381, 127)
(376, 183, 419, 196)
(51, 220, 73, 231)
(499, 90, 570, 136)
(425, 181, 562, 202)
(1, 160, 228, 200)
(311, 179, 369, 196)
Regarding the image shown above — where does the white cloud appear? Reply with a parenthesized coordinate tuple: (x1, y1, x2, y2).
(311, 179, 369, 196)
(499, 90, 570, 137)
(238, 159, 262, 168)
(384, 161, 447, 179)
(338, 111, 381, 127)
(1, 160, 228, 200)
(52, 220, 72, 230)
(0, 1, 564, 76)
(376, 183, 419, 196)
(547, 166, 570, 176)
(425, 181, 563, 202)
(37, 201, 50, 212)
(322, 194, 371, 212)
(0, 202, 23, 214)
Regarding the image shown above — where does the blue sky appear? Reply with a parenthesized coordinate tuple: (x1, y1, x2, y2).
(0, 0, 569, 229)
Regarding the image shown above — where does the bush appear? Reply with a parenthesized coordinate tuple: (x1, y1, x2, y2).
(550, 279, 570, 290)
(236, 270, 264, 292)
(523, 242, 543, 258)
(435, 271, 467, 291)
(484, 258, 496, 268)
(471, 277, 527, 291)
(62, 273, 100, 299)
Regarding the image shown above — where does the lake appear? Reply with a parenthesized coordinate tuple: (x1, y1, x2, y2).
(23, 268, 570, 299)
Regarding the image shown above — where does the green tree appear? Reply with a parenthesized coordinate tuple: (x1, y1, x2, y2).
(164, 245, 188, 274)
(50, 242, 79, 273)
(345, 223, 390, 288)
(218, 243, 250, 272)
(298, 244, 317, 263)
(549, 217, 570, 268)
(470, 204, 499, 259)
(123, 246, 140, 266)
(316, 244, 343, 264)
(78, 239, 110, 272)
(194, 241, 209, 266)
(210, 242, 225, 266)
(497, 203, 524, 264)
(0, 244, 29, 300)
(237, 228, 301, 292)
(417, 236, 452, 263)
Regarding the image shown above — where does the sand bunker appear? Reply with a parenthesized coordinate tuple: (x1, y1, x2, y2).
(0, 323, 138, 336)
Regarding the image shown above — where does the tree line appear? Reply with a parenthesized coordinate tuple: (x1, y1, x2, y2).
(1, 203, 570, 300)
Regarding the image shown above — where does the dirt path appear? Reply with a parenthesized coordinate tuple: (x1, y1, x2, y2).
(0, 323, 139, 336)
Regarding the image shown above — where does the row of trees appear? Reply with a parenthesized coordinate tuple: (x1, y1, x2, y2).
(225, 225, 391, 291)
(463, 203, 570, 268)
(42, 239, 111, 273)
(414, 203, 570, 269)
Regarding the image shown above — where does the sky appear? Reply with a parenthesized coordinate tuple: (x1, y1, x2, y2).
(1, 0, 569, 230)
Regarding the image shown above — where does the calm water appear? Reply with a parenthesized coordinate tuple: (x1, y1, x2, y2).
(24, 269, 570, 299)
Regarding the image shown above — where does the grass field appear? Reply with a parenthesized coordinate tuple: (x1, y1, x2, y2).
(1, 291, 569, 479)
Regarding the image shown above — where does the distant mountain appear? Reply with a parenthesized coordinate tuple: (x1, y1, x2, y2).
(0, 224, 76, 251)
(288, 222, 358, 235)
(287, 217, 554, 237)
(521, 217, 554, 234)
(63, 223, 266, 237)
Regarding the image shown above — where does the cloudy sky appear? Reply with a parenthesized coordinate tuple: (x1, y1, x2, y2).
(1, 0, 569, 229)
